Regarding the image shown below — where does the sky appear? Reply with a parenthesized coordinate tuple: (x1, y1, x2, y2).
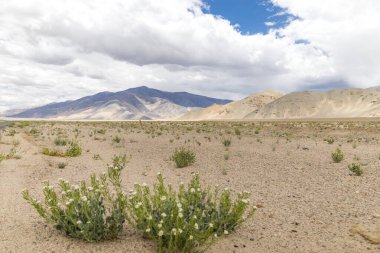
(1, 0, 380, 111)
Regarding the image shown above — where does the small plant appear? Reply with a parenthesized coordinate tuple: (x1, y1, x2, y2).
(54, 138, 67, 146)
(171, 147, 196, 168)
(0, 153, 5, 163)
(348, 163, 363, 176)
(113, 136, 122, 144)
(58, 162, 67, 169)
(331, 148, 344, 163)
(324, 137, 335, 144)
(234, 128, 241, 136)
(127, 173, 256, 253)
(224, 153, 229, 160)
(30, 128, 39, 135)
(222, 139, 231, 147)
(42, 148, 65, 157)
(22, 156, 128, 241)
(65, 142, 82, 157)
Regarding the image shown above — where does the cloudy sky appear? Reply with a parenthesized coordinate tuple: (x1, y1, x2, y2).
(1, 0, 380, 111)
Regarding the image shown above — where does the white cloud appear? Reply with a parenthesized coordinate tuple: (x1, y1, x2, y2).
(0, 0, 379, 111)
(265, 21, 276, 26)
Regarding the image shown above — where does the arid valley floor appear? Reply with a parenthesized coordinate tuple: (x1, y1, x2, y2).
(0, 120, 379, 253)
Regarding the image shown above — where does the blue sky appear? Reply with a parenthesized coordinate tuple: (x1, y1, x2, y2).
(203, 0, 293, 34)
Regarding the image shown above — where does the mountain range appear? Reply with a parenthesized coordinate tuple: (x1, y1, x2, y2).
(8, 86, 231, 120)
(5, 86, 380, 120)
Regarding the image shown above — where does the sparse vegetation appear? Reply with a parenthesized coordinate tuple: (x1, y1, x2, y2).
(171, 147, 196, 168)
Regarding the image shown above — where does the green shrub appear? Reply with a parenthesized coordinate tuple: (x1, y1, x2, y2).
(58, 162, 67, 169)
(324, 137, 335, 144)
(234, 128, 241, 136)
(0, 153, 5, 163)
(113, 136, 122, 144)
(331, 148, 344, 163)
(22, 156, 128, 241)
(222, 139, 231, 147)
(42, 148, 65, 157)
(127, 173, 256, 253)
(65, 142, 82, 157)
(54, 138, 68, 146)
(348, 163, 363, 176)
(171, 148, 196, 168)
(30, 128, 39, 135)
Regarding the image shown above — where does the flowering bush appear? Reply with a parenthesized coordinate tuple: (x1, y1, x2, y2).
(128, 173, 256, 253)
(22, 155, 128, 241)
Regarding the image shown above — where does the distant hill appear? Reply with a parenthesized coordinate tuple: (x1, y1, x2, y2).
(245, 88, 380, 119)
(178, 90, 283, 120)
(10, 86, 231, 120)
(179, 86, 380, 120)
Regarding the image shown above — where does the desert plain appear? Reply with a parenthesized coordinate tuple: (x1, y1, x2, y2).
(0, 119, 379, 253)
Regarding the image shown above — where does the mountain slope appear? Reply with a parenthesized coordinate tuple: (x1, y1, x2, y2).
(11, 86, 231, 120)
(245, 88, 380, 119)
(178, 90, 283, 120)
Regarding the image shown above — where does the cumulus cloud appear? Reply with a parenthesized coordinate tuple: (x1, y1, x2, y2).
(0, 0, 379, 111)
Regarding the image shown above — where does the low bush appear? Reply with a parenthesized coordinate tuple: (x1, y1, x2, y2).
(54, 138, 68, 146)
(22, 155, 128, 241)
(65, 142, 82, 157)
(222, 139, 231, 147)
(171, 148, 196, 168)
(348, 163, 363, 176)
(331, 148, 344, 163)
(128, 173, 256, 253)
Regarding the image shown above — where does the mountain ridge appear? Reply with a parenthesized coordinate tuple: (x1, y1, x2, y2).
(10, 86, 232, 120)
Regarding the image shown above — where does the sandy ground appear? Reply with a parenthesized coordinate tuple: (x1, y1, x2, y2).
(0, 120, 379, 253)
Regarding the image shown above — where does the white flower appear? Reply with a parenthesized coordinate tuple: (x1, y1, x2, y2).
(171, 228, 177, 235)
(158, 230, 164, 237)
(214, 233, 218, 238)
(194, 223, 199, 230)
(88, 187, 93, 191)
(224, 187, 229, 191)
(197, 188, 201, 192)
(209, 223, 213, 228)
(81, 196, 88, 202)
(224, 230, 229, 235)
(190, 188, 195, 193)
(161, 213, 167, 218)
(178, 213, 183, 218)
(253, 205, 257, 209)
(193, 215, 197, 219)
(77, 220, 82, 225)
(158, 224, 162, 228)
(178, 229, 183, 234)
(177, 203, 182, 208)
(147, 215, 153, 220)
(189, 235, 193, 240)
(135, 202, 142, 209)
(160, 196, 167, 201)
(146, 228, 151, 233)
(73, 185, 79, 190)
(241, 199, 249, 204)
